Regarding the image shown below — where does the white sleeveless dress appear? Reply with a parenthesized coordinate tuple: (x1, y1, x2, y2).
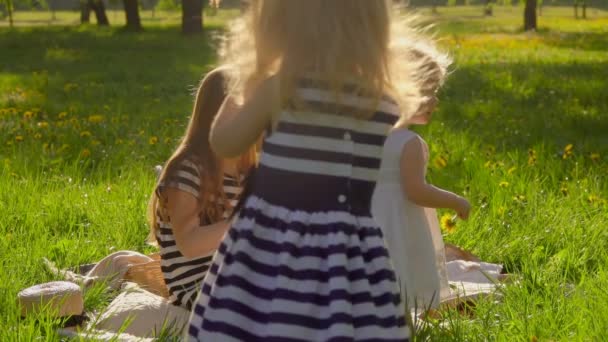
(371, 128, 450, 310)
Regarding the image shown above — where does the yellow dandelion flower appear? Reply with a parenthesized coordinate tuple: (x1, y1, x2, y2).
(23, 111, 34, 119)
(440, 214, 457, 233)
(484, 161, 493, 169)
(88, 114, 105, 124)
(37, 121, 49, 129)
(15, 135, 24, 142)
(58, 144, 70, 153)
(528, 149, 537, 166)
(563, 144, 574, 160)
(590, 153, 600, 162)
(507, 167, 517, 175)
(80, 131, 92, 138)
(499, 181, 509, 188)
(498, 206, 507, 215)
(34, 133, 42, 139)
(58, 111, 68, 119)
(149, 136, 159, 145)
(80, 148, 91, 158)
(433, 155, 448, 169)
(513, 195, 526, 203)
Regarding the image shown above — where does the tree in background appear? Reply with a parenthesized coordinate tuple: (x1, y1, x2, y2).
(47, 0, 55, 20)
(181, 0, 202, 34)
(80, 0, 110, 26)
(181, 0, 222, 31)
(123, 0, 141, 30)
(574, 0, 588, 19)
(524, 0, 537, 30)
(484, 0, 494, 16)
(4, 0, 14, 27)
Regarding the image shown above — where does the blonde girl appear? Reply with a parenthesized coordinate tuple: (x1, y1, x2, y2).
(148, 68, 255, 310)
(372, 45, 471, 310)
(187, 1, 435, 340)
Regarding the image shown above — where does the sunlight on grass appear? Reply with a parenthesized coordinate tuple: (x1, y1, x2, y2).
(1, 6, 607, 341)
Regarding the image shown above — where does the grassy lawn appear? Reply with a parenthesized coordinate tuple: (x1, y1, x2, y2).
(1, 6, 607, 341)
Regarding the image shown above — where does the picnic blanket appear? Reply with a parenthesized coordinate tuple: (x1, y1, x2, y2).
(45, 245, 506, 340)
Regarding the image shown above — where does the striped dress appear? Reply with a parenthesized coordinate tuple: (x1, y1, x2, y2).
(155, 158, 241, 310)
(188, 80, 410, 341)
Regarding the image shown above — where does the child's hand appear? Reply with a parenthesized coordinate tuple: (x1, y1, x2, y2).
(454, 197, 471, 220)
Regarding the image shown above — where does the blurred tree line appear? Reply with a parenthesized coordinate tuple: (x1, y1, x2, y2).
(1, 0, 602, 32)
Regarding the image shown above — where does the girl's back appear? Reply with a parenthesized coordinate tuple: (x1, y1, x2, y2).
(188, 80, 411, 341)
(251, 79, 403, 214)
(186, 1, 437, 340)
(372, 129, 450, 310)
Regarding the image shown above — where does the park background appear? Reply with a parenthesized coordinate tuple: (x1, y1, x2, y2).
(1, 0, 607, 340)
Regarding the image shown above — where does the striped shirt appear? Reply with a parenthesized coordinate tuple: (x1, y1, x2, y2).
(155, 159, 241, 309)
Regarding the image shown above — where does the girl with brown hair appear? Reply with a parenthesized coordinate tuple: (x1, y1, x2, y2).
(148, 67, 256, 310)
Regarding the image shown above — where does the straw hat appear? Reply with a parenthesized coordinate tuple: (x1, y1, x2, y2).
(18, 281, 83, 318)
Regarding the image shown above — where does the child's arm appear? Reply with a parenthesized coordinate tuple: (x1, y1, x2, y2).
(163, 188, 229, 259)
(210, 76, 278, 157)
(400, 138, 471, 219)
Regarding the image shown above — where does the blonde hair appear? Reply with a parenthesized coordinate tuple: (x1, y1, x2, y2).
(219, 0, 438, 122)
(409, 41, 452, 94)
(147, 69, 256, 245)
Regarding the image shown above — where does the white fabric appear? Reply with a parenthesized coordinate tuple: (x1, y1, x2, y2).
(43, 251, 153, 291)
(57, 282, 188, 341)
(372, 128, 450, 309)
(96, 282, 190, 337)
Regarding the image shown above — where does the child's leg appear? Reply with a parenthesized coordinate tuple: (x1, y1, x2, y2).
(84, 251, 153, 289)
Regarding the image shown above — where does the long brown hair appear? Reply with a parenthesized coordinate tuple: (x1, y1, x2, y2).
(147, 68, 256, 244)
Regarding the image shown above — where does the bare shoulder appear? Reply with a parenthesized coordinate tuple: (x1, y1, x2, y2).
(401, 131, 428, 163)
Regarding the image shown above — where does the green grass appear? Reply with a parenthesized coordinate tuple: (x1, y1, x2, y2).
(1, 6, 608, 341)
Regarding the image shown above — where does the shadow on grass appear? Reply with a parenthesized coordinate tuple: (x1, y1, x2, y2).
(0, 25, 221, 117)
(542, 31, 608, 52)
(436, 60, 608, 152)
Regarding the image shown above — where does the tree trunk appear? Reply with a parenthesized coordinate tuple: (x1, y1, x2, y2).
(81, 0, 91, 23)
(123, 0, 141, 31)
(574, 2, 578, 18)
(582, 1, 587, 19)
(6, 0, 14, 28)
(484, 0, 493, 16)
(48, 0, 56, 20)
(182, 0, 203, 34)
(524, 0, 537, 31)
(91, 0, 110, 26)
